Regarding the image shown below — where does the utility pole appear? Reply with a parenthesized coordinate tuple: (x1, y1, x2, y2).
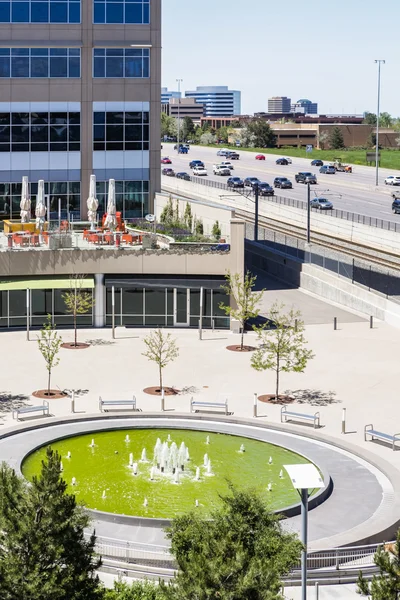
(374, 59, 385, 186)
(176, 78, 183, 153)
(306, 182, 311, 244)
(254, 183, 259, 241)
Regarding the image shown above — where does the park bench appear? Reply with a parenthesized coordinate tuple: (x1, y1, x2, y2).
(99, 396, 138, 412)
(13, 401, 49, 420)
(281, 406, 320, 429)
(364, 424, 400, 451)
(190, 398, 229, 415)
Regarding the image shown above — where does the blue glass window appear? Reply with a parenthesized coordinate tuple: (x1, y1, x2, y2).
(93, 48, 149, 78)
(0, 0, 81, 22)
(93, 0, 149, 24)
(0, 111, 81, 151)
(93, 110, 149, 150)
(0, 48, 81, 78)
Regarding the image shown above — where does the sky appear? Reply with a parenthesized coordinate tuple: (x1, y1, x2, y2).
(162, 0, 400, 116)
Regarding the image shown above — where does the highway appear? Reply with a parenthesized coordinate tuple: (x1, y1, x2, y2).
(161, 143, 400, 222)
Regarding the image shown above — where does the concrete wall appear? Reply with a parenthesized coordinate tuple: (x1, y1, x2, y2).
(162, 178, 400, 254)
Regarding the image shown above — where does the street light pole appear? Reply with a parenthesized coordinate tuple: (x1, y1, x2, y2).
(374, 59, 385, 186)
(176, 78, 183, 152)
(306, 182, 311, 244)
(254, 183, 259, 241)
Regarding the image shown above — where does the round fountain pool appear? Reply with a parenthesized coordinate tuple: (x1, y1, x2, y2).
(22, 428, 314, 518)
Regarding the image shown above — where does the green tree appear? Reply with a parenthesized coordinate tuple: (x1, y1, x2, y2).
(183, 202, 193, 230)
(194, 217, 204, 235)
(37, 314, 62, 396)
(160, 196, 174, 225)
(244, 119, 276, 148)
(161, 112, 175, 138)
(62, 276, 94, 347)
(0, 448, 103, 600)
(162, 485, 302, 600)
(105, 580, 164, 600)
(363, 112, 377, 125)
(358, 531, 400, 599)
(251, 302, 314, 401)
(379, 112, 393, 128)
(200, 132, 216, 145)
(215, 126, 231, 143)
(211, 220, 221, 241)
(219, 271, 265, 351)
(142, 329, 179, 392)
(318, 131, 329, 150)
(182, 116, 195, 141)
(328, 126, 345, 149)
(367, 131, 377, 148)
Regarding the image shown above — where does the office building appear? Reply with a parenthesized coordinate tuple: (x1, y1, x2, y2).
(185, 86, 241, 117)
(291, 99, 318, 115)
(268, 96, 291, 114)
(162, 98, 204, 123)
(161, 87, 181, 104)
(0, 0, 161, 221)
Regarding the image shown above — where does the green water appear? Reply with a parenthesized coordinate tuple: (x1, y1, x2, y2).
(22, 429, 312, 518)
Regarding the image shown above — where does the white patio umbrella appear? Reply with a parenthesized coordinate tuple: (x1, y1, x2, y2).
(86, 174, 99, 232)
(20, 176, 31, 224)
(104, 178, 117, 231)
(35, 180, 46, 235)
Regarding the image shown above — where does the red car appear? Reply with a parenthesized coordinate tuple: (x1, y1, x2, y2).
(161, 157, 172, 164)
(255, 154, 265, 160)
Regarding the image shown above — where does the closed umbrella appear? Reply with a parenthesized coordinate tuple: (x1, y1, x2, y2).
(87, 174, 98, 232)
(20, 176, 31, 224)
(104, 178, 117, 231)
(35, 180, 46, 236)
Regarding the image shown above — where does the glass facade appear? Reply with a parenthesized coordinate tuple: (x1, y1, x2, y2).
(0, 181, 80, 220)
(105, 287, 229, 328)
(0, 288, 93, 328)
(0, 48, 80, 78)
(0, 0, 80, 23)
(93, 0, 149, 24)
(0, 111, 80, 152)
(96, 180, 148, 219)
(93, 48, 149, 78)
(93, 110, 149, 151)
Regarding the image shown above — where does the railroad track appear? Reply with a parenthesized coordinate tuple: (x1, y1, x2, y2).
(235, 209, 400, 273)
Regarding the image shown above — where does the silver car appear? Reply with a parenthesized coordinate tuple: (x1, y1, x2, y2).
(310, 197, 333, 210)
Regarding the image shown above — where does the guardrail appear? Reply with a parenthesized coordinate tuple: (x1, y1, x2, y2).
(164, 174, 399, 233)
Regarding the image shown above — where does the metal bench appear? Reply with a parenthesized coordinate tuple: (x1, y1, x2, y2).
(190, 398, 229, 415)
(281, 406, 320, 429)
(99, 396, 138, 412)
(364, 424, 400, 451)
(13, 401, 49, 420)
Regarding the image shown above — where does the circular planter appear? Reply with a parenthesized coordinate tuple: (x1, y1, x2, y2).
(226, 345, 256, 352)
(258, 394, 295, 405)
(61, 342, 90, 350)
(32, 389, 68, 400)
(143, 386, 179, 396)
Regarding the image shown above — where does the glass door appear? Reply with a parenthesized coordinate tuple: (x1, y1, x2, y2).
(174, 288, 189, 326)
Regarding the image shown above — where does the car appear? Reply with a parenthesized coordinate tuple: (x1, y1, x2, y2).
(178, 146, 188, 154)
(213, 165, 231, 176)
(310, 197, 333, 210)
(273, 177, 292, 189)
(220, 161, 234, 170)
(282, 157, 292, 164)
(255, 154, 265, 160)
(319, 165, 336, 174)
(227, 177, 244, 188)
(276, 158, 289, 165)
(189, 160, 204, 169)
(392, 199, 400, 214)
(311, 159, 324, 166)
(257, 182, 274, 196)
(244, 177, 261, 188)
(161, 157, 172, 164)
(295, 172, 317, 184)
(217, 149, 229, 156)
(385, 176, 400, 186)
(162, 168, 175, 176)
(226, 152, 240, 160)
(193, 166, 207, 176)
(176, 172, 190, 180)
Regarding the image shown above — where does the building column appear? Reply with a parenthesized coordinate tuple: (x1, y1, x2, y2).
(94, 274, 105, 328)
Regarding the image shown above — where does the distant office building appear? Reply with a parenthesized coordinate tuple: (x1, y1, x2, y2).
(161, 87, 182, 104)
(185, 86, 241, 116)
(162, 98, 204, 123)
(268, 96, 291, 114)
(291, 98, 318, 115)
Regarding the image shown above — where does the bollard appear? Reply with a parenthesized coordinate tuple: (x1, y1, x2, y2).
(341, 408, 346, 434)
(315, 581, 319, 600)
(161, 388, 165, 412)
(334, 317, 337, 330)
(253, 393, 257, 418)
(198, 319, 202, 341)
(370, 315, 374, 329)
(71, 390, 75, 414)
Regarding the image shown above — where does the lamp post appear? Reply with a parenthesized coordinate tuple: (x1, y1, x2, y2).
(176, 78, 183, 152)
(284, 464, 325, 600)
(254, 183, 259, 241)
(374, 59, 385, 186)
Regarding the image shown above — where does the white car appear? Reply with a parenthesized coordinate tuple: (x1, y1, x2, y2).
(193, 166, 207, 176)
(220, 161, 234, 170)
(385, 176, 400, 186)
(213, 165, 231, 176)
(283, 157, 293, 164)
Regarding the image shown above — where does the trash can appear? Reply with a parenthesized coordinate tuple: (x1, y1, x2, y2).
(115, 233, 121, 248)
(7, 234, 12, 248)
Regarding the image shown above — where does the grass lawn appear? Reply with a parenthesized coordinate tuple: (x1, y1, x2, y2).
(204, 144, 400, 170)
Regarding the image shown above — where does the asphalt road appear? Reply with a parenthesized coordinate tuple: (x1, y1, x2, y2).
(161, 143, 400, 222)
